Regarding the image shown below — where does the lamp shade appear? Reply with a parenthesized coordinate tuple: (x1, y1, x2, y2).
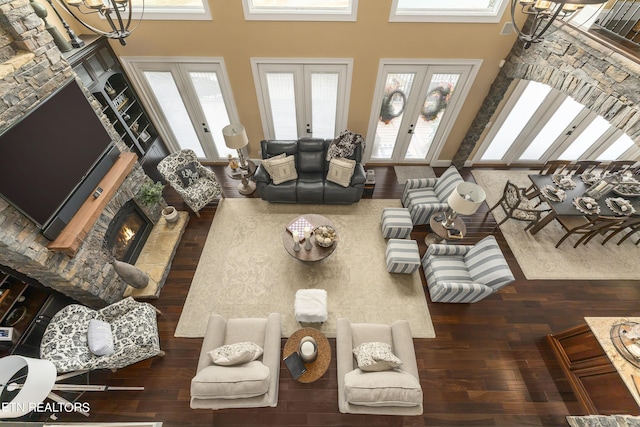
(222, 124, 249, 150)
(0, 355, 57, 418)
(447, 182, 486, 216)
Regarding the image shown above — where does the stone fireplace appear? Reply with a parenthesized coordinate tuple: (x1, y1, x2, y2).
(104, 199, 154, 264)
(0, 0, 162, 307)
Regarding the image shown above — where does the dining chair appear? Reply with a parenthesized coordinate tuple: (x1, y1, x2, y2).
(524, 160, 572, 199)
(601, 214, 640, 246)
(600, 160, 636, 175)
(486, 180, 551, 231)
(567, 160, 601, 175)
(555, 215, 626, 248)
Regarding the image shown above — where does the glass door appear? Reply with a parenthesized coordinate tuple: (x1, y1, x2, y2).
(252, 60, 351, 140)
(366, 61, 479, 164)
(121, 59, 240, 161)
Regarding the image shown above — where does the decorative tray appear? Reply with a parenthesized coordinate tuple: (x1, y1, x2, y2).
(611, 322, 640, 370)
(541, 185, 566, 202)
(572, 196, 600, 215)
(552, 174, 576, 189)
(581, 172, 601, 186)
(286, 216, 314, 241)
(613, 183, 640, 197)
(605, 197, 636, 216)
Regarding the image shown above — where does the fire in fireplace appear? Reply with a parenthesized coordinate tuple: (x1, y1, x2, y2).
(104, 200, 153, 264)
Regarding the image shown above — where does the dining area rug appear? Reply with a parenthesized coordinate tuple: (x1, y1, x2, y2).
(174, 198, 436, 339)
(472, 169, 640, 280)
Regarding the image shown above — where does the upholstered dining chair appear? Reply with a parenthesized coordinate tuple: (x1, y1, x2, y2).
(421, 235, 515, 303)
(401, 165, 464, 226)
(40, 297, 164, 373)
(486, 180, 551, 231)
(555, 215, 627, 248)
(157, 149, 224, 217)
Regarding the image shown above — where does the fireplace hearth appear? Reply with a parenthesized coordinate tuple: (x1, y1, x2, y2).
(104, 200, 153, 264)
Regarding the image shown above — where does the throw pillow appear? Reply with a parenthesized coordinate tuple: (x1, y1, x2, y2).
(87, 319, 115, 357)
(208, 342, 264, 366)
(353, 342, 403, 372)
(326, 157, 356, 187)
(261, 153, 286, 177)
(266, 155, 297, 185)
(176, 162, 199, 187)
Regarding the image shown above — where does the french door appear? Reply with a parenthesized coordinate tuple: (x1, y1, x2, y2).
(365, 60, 480, 164)
(472, 79, 640, 165)
(120, 58, 240, 161)
(251, 59, 352, 140)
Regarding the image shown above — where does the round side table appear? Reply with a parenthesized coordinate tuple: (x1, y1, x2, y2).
(225, 160, 257, 195)
(426, 211, 466, 245)
(283, 328, 331, 383)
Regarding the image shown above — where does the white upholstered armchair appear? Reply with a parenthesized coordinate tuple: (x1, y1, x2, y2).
(401, 165, 464, 225)
(421, 236, 515, 303)
(157, 149, 224, 216)
(40, 297, 164, 373)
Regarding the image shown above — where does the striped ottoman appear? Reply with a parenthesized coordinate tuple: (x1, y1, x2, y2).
(381, 208, 413, 239)
(385, 239, 420, 274)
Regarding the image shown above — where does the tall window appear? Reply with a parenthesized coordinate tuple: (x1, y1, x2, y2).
(130, 0, 211, 20)
(390, 0, 507, 22)
(242, 0, 357, 21)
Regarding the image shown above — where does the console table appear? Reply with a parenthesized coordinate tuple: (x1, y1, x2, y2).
(547, 317, 640, 415)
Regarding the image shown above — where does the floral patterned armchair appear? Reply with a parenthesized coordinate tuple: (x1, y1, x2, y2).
(40, 297, 164, 373)
(157, 149, 224, 217)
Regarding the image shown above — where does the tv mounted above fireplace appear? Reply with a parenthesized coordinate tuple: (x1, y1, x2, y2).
(0, 78, 121, 240)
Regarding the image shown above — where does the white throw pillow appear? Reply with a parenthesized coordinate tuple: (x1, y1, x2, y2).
(326, 157, 356, 187)
(87, 319, 115, 357)
(208, 342, 264, 366)
(266, 155, 298, 185)
(353, 342, 403, 372)
(261, 153, 286, 177)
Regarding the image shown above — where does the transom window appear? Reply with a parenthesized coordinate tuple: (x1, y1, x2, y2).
(242, 0, 357, 21)
(130, 0, 211, 20)
(390, 0, 508, 23)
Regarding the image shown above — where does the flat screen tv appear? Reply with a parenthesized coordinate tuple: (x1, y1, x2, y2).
(0, 78, 120, 240)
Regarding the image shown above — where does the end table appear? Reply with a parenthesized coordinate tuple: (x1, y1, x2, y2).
(283, 328, 331, 383)
(225, 159, 257, 195)
(426, 211, 466, 245)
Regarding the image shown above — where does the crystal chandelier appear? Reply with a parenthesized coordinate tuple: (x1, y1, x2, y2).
(510, 0, 606, 48)
(54, 0, 142, 45)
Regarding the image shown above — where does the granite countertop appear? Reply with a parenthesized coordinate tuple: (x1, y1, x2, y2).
(585, 317, 640, 407)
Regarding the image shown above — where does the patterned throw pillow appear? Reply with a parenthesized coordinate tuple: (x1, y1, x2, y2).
(208, 341, 264, 366)
(326, 157, 356, 187)
(265, 155, 297, 185)
(176, 162, 199, 187)
(353, 342, 403, 372)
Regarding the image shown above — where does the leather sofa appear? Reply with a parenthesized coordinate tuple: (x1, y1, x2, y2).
(254, 138, 366, 204)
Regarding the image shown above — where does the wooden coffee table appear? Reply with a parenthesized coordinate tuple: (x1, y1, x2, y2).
(282, 214, 338, 262)
(283, 328, 331, 383)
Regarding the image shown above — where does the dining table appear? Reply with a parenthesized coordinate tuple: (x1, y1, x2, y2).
(526, 174, 640, 235)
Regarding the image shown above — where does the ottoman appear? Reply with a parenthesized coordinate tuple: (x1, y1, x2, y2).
(381, 208, 413, 239)
(385, 239, 420, 274)
(295, 289, 328, 323)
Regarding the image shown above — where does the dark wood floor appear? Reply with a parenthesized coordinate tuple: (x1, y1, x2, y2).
(51, 166, 640, 427)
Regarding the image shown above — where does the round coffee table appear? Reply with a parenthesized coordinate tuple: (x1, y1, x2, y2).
(282, 214, 338, 262)
(426, 211, 466, 245)
(283, 328, 331, 383)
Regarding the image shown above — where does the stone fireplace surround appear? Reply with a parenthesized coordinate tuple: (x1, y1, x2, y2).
(0, 0, 161, 307)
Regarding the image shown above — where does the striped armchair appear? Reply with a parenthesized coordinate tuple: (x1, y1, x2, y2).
(421, 236, 515, 303)
(401, 166, 464, 225)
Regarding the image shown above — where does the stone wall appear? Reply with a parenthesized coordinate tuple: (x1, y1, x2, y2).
(0, 0, 160, 307)
(452, 22, 640, 167)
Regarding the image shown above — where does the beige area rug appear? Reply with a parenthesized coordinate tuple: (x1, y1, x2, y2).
(394, 166, 436, 184)
(175, 199, 435, 339)
(472, 169, 640, 280)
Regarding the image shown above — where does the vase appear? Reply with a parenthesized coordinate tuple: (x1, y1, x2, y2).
(162, 206, 179, 223)
(112, 260, 149, 289)
(304, 238, 313, 250)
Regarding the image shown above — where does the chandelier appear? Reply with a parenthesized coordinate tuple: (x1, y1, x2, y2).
(54, 0, 143, 45)
(510, 0, 606, 48)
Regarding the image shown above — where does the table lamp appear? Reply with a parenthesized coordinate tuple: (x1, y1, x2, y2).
(0, 355, 57, 418)
(443, 182, 486, 229)
(222, 124, 249, 170)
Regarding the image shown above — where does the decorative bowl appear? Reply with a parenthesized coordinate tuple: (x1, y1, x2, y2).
(313, 225, 337, 247)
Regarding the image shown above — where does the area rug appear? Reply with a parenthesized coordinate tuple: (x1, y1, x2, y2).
(394, 165, 436, 184)
(472, 169, 640, 280)
(175, 199, 435, 339)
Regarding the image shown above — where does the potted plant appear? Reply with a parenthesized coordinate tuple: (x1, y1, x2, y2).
(138, 181, 164, 207)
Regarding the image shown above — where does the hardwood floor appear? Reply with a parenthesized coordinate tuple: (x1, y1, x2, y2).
(51, 166, 640, 427)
